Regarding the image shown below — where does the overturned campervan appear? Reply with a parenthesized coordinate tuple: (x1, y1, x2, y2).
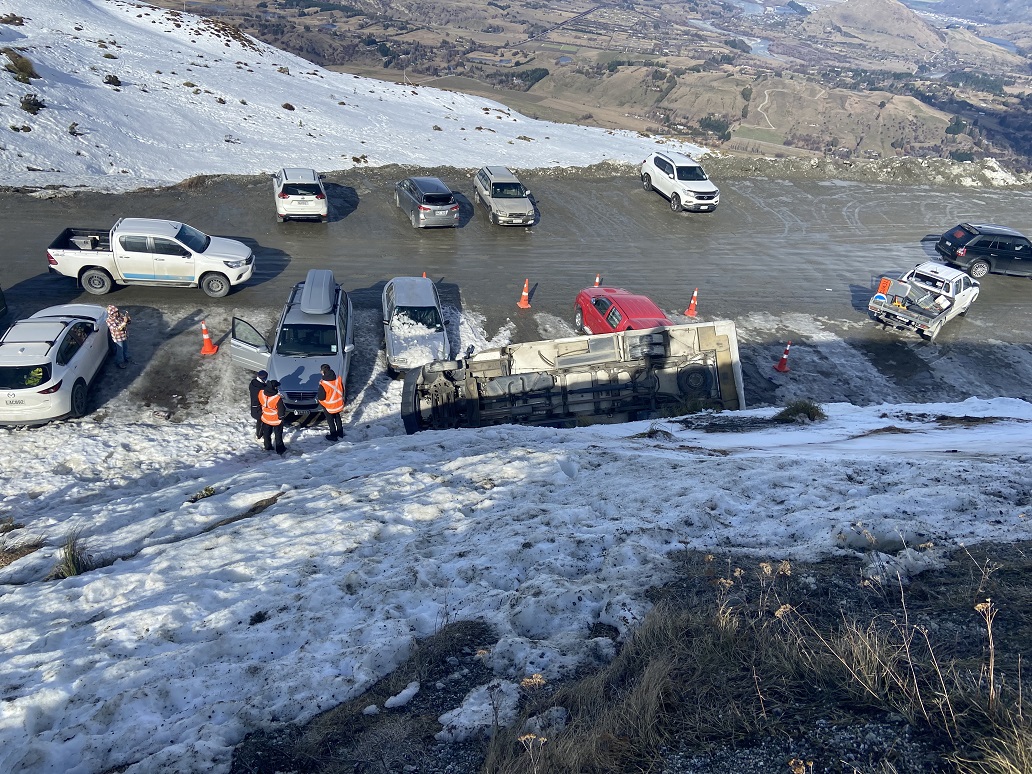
(400, 320, 744, 433)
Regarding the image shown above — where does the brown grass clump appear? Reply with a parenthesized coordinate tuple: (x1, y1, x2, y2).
(2, 47, 38, 82)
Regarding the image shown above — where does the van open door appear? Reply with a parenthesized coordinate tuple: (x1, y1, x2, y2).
(229, 317, 271, 371)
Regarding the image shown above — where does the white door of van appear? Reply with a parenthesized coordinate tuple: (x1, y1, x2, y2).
(229, 318, 272, 371)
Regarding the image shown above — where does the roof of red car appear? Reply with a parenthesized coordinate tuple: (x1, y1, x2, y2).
(578, 287, 674, 326)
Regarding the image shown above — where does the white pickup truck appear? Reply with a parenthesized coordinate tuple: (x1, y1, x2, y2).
(46, 218, 255, 298)
(868, 261, 979, 341)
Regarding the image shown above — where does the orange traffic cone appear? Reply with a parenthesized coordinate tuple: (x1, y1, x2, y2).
(200, 320, 219, 356)
(517, 279, 531, 309)
(422, 271, 427, 278)
(773, 341, 792, 373)
(594, 273, 602, 287)
(684, 288, 699, 318)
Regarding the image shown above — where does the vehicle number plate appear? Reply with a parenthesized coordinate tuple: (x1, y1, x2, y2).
(700, 205, 711, 210)
(5, 399, 25, 405)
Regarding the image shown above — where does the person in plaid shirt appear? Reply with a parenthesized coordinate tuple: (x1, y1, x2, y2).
(106, 305, 131, 369)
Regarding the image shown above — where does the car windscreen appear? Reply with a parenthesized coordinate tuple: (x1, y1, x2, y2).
(283, 183, 323, 197)
(491, 183, 527, 199)
(676, 166, 708, 182)
(176, 223, 211, 253)
(276, 324, 338, 356)
(393, 306, 443, 331)
(0, 363, 52, 389)
(422, 193, 454, 206)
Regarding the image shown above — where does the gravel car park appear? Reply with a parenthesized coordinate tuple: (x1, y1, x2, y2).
(0, 304, 110, 425)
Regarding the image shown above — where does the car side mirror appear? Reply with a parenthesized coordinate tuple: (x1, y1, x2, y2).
(344, 343, 355, 354)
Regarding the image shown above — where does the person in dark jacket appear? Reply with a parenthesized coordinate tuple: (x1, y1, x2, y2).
(259, 379, 287, 454)
(316, 363, 345, 441)
(248, 370, 268, 440)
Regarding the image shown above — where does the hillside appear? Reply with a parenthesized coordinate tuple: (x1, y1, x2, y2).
(0, 0, 698, 193)
(801, 0, 946, 59)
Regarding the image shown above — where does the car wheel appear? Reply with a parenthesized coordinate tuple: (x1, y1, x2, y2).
(574, 307, 584, 333)
(395, 192, 401, 208)
(969, 260, 990, 279)
(642, 174, 653, 192)
(490, 211, 499, 226)
(473, 189, 481, 205)
(410, 211, 419, 228)
(926, 321, 943, 342)
(200, 272, 230, 298)
(670, 194, 683, 213)
(81, 268, 113, 295)
(70, 378, 89, 418)
(400, 370, 423, 435)
(677, 366, 712, 396)
(276, 214, 285, 223)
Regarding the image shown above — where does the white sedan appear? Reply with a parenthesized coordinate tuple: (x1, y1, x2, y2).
(0, 304, 111, 425)
(382, 276, 450, 376)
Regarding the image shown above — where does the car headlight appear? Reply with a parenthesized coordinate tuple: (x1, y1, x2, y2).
(224, 256, 249, 269)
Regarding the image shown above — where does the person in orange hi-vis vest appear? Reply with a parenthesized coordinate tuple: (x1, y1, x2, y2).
(317, 363, 345, 441)
(259, 379, 287, 454)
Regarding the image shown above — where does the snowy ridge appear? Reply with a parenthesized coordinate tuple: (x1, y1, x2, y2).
(0, 0, 703, 193)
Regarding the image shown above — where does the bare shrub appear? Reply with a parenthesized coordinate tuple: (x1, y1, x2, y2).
(103, 74, 120, 87)
(3, 47, 39, 83)
(19, 93, 44, 114)
(773, 399, 826, 423)
(282, 102, 295, 111)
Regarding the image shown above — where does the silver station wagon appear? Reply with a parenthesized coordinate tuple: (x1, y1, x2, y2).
(230, 269, 355, 414)
(394, 176, 460, 228)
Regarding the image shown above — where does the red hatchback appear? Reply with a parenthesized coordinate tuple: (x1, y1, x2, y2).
(573, 287, 674, 334)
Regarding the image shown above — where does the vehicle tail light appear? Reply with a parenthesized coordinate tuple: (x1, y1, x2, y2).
(278, 192, 290, 199)
(39, 380, 62, 394)
(316, 193, 325, 200)
(418, 205, 432, 212)
(449, 204, 460, 212)
(47, 250, 58, 266)
(956, 247, 966, 257)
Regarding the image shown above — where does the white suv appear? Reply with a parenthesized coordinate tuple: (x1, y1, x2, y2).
(640, 151, 719, 213)
(272, 168, 328, 223)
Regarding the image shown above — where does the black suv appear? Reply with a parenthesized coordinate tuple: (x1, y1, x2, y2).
(934, 223, 1032, 278)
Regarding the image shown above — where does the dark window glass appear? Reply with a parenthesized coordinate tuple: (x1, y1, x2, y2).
(120, 235, 149, 252)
